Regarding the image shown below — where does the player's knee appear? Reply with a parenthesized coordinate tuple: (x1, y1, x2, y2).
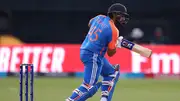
(108, 64, 120, 79)
(81, 82, 101, 96)
(101, 80, 118, 98)
(101, 64, 120, 97)
(113, 64, 120, 76)
(73, 82, 101, 101)
(101, 80, 114, 97)
(113, 64, 120, 72)
(81, 82, 93, 91)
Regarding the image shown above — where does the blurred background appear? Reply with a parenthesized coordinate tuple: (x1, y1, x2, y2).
(0, 0, 180, 101)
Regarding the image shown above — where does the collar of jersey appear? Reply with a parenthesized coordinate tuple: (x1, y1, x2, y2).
(107, 16, 115, 24)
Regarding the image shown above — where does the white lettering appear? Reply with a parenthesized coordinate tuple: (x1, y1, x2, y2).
(51, 47, 65, 72)
(32, 47, 42, 72)
(40, 47, 52, 73)
(0, 47, 11, 72)
(10, 47, 21, 72)
(152, 53, 180, 74)
(131, 52, 147, 73)
(22, 47, 32, 64)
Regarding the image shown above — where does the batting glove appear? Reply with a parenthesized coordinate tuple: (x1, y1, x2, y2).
(116, 36, 123, 48)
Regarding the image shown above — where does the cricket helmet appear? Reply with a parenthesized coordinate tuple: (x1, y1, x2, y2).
(108, 3, 129, 25)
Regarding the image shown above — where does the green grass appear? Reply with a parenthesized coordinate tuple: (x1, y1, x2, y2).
(0, 77, 180, 101)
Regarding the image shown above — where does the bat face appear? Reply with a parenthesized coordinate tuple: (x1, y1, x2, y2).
(133, 44, 152, 58)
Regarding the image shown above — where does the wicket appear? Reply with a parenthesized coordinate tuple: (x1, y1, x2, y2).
(19, 64, 34, 101)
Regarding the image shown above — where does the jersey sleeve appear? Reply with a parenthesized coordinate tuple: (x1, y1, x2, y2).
(88, 17, 95, 27)
(108, 21, 119, 49)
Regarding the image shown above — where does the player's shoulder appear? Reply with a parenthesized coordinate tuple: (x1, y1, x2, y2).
(89, 14, 104, 27)
(93, 14, 107, 20)
(108, 20, 119, 35)
(97, 14, 106, 17)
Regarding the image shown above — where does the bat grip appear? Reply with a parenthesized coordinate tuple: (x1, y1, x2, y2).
(121, 39, 135, 50)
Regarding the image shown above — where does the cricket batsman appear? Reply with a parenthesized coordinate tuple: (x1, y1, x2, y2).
(66, 3, 129, 101)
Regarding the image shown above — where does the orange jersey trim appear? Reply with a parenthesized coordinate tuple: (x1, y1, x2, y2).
(108, 20, 119, 49)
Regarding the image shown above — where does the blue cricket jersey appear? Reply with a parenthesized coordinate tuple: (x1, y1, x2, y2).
(80, 15, 119, 57)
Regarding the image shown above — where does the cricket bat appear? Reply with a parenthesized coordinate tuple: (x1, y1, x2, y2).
(120, 38, 152, 58)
